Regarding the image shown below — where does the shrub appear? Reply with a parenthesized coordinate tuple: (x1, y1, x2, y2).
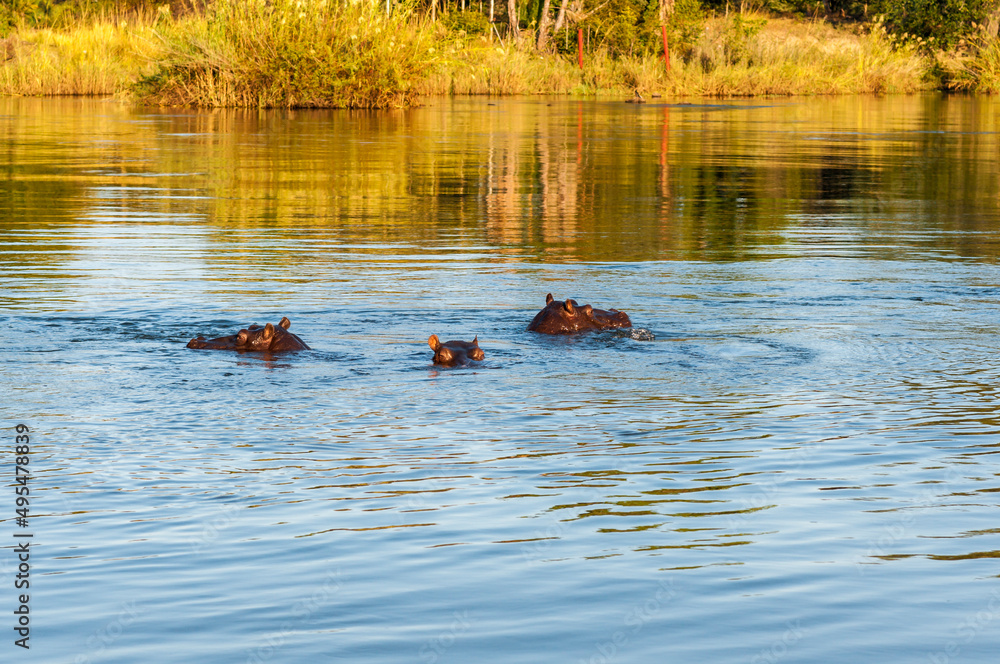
(870, 0, 995, 49)
(441, 7, 490, 37)
(133, 0, 435, 108)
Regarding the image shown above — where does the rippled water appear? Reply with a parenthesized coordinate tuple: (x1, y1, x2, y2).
(2, 96, 1000, 663)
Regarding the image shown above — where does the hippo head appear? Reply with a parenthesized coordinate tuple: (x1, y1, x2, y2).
(428, 334, 485, 366)
(187, 316, 310, 352)
(235, 322, 279, 351)
(233, 317, 310, 352)
(527, 293, 632, 334)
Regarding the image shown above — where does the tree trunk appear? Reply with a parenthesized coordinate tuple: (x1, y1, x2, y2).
(536, 0, 553, 49)
(988, 7, 1000, 38)
(508, 0, 519, 38)
(553, 0, 569, 33)
(659, 0, 675, 24)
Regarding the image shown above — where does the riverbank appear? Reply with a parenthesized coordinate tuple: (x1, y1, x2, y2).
(0, 4, 993, 107)
(418, 17, 930, 97)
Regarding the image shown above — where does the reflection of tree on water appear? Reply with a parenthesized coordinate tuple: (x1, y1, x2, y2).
(483, 103, 579, 256)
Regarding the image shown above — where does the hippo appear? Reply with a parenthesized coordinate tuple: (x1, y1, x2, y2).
(428, 335, 485, 366)
(527, 293, 632, 334)
(187, 317, 310, 352)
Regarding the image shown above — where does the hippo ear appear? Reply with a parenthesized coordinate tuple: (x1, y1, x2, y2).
(472, 336, 479, 346)
(564, 299, 575, 314)
(428, 334, 441, 351)
(279, 317, 291, 329)
(545, 293, 554, 305)
(263, 323, 275, 341)
(236, 330, 249, 345)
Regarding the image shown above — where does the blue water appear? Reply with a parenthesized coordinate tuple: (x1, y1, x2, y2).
(2, 96, 1000, 663)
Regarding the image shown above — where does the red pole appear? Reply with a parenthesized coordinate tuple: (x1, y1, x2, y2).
(577, 28, 584, 69)
(661, 26, 670, 73)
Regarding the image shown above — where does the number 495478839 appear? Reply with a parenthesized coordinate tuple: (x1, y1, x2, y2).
(14, 424, 30, 519)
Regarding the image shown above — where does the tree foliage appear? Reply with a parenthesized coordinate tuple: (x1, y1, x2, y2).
(4, 0, 999, 58)
(870, 0, 996, 49)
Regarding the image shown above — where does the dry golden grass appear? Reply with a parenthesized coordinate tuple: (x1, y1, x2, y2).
(0, 19, 164, 96)
(135, 0, 435, 108)
(417, 36, 579, 95)
(944, 27, 1000, 94)
(0, 9, 940, 104)
(418, 15, 932, 98)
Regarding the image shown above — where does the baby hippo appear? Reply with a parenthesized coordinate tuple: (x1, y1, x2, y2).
(187, 317, 310, 352)
(527, 293, 632, 334)
(428, 334, 485, 366)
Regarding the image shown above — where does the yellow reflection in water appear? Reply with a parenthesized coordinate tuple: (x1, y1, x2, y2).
(3, 94, 1000, 264)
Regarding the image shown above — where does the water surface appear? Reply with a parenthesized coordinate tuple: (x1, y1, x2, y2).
(2, 95, 999, 663)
